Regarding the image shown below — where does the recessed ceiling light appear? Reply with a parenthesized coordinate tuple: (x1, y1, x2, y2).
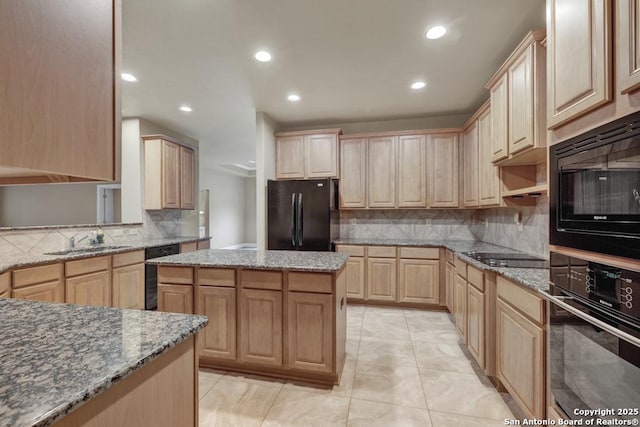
(425, 26, 447, 40)
(248, 160, 256, 164)
(179, 105, 193, 112)
(121, 73, 137, 82)
(287, 94, 301, 102)
(411, 81, 427, 90)
(254, 51, 272, 62)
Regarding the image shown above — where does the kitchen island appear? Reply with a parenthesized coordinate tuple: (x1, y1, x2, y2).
(0, 298, 207, 427)
(148, 249, 349, 386)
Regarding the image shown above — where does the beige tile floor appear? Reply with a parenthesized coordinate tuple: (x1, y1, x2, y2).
(198, 305, 519, 426)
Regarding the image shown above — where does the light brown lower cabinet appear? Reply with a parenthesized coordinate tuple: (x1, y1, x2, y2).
(238, 288, 283, 367)
(344, 257, 365, 299)
(397, 259, 439, 304)
(466, 284, 485, 367)
(197, 286, 236, 361)
(497, 291, 545, 419)
(0, 272, 10, 296)
(158, 284, 193, 314)
(453, 274, 467, 339)
(445, 261, 455, 312)
(112, 263, 145, 309)
(0, 292, 7, 298)
(286, 291, 333, 373)
(66, 271, 111, 307)
(197, 239, 210, 250)
(366, 257, 397, 301)
(180, 242, 198, 253)
(13, 280, 64, 303)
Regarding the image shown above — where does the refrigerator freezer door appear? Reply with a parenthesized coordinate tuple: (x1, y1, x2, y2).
(268, 180, 299, 250)
(298, 179, 332, 251)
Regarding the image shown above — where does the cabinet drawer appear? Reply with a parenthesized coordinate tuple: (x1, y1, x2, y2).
(367, 246, 397, 258)
(0, 272, 10, 294)
(241, 270, 283, 290)
(158, 266, 194, 285)
(497, 276, 544, 324)
(66, 256, 110, 277)
(13, 263, 62, 288)
(288, 272, 333, 293)
(454, 257, 467, 278)
(467, 265, 484, 292)
(446, 250, 455, 264)
(399, 247, 439, 260)
(198, 268, 236, 287)
(112, 250, 145, 268)
(335, 245, 365, 257)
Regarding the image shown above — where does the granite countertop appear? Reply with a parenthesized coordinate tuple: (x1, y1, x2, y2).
(0, 298, 207, 427)
(0, 236, 211, 275)
(148, 249, 350, 273)
(335, 238, 549, 292)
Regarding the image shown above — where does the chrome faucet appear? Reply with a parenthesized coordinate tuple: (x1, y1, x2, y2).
(69, 234, 89, 248)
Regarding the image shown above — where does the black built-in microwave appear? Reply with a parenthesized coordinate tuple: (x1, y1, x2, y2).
(550, 111, 640, 259)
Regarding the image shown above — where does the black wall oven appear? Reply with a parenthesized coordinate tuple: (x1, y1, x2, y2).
(543, 252, 640, 422)
(549, 111, 640, 259)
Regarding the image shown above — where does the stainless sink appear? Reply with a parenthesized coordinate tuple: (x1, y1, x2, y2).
(44, 245, 132, 256)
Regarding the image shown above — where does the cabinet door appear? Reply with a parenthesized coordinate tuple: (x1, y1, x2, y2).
(198, 286, 236, 360)
(276, 136, 305, 179)
(367, 136, 396, 208)
(180, 242, 198, 253)
(547, 0, 611, 128)
(239, 288, 283, 366)
(197, 239, 211, 250)
(339, 139, 367, 208)
(490, 74, 509, 162)
(478, 108, 501, 206)
(445, 263, 455, 312)
(466, 285, 485, 368)
(112, 263, 145, 309)
(366, 258, 397, 301)
(617, 0, 640, 94)
(286, 292, 333, 373)
(497, 300, 545, 419)
(397, 259, 439, 304)
(453, 275, 467, 339)
(462, 125, 479, 207)
(162, 140, 181, 209)
(158, 284, 193, 314)
(397, 135, 427, 208)
(12, 280, 64, 303)
(66, 271, 111, 307)
(344, 257, 365, 299)
(305, 134, 338, 178)
(428, 134, 459, 208)
(180, 146, 195, 210)
(508, 45, 534, 154)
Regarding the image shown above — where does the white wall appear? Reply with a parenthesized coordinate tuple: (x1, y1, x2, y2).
(255, 112, 277, 249)
(121, 119, 143, 223)
(244, 177, 257, 243)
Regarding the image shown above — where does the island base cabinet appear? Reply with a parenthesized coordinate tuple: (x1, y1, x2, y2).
(286, 292, 333, 373)
(112, 264, 145, 310)
(239, 288, 283, 367)
(66, 271, 111, 307)
(12, 280, 64, 303)
(158, 284, 194, 314)
(198, 286, 236, 361)
(497, 299, 545, 419)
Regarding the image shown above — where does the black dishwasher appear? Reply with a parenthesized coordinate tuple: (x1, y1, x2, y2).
(145, 244, 180, 310)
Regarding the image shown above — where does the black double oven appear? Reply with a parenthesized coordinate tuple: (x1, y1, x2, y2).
(546, 111, 640, 422)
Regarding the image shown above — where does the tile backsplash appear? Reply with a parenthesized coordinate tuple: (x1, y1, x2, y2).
(0, 210, 184, 255)
(339, 199, 549, 258)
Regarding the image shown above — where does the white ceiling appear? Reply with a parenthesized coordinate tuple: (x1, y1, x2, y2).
(122, 0, 545, 164)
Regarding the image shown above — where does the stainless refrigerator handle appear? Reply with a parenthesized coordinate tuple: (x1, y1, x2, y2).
(539, 289, 640, 349)
(297, 192, 303, 247)
(291, 193, 297, 246)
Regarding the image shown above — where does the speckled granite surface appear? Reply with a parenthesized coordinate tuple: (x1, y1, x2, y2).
(148, 249, 350, 273)
(335, 238, 549, 291)
(0, 298, 207, 427)
(0, 236, 210, 275)
(0, 222, 143, 232)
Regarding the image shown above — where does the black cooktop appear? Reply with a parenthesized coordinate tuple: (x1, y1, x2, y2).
(462, 252, 549, 269)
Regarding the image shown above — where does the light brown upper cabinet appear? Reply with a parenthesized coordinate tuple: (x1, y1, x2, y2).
(617, 0, 640, 94)
(428, 133, 459, 208)
(275, 130, 340, 179)
(477, 104, 501, 206)
(143, 135, 196, 210)
(367, 136, 397, 208)
(547, 0, 611, 128)
(339, 139, 368, 208)
(397, 135, 427, 208)
(0, 0, 120, 184)
(462, 123, 479, 208)
(486, 30, 546, 165)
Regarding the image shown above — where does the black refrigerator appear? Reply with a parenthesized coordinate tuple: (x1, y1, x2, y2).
(267, 178, 339, 251)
